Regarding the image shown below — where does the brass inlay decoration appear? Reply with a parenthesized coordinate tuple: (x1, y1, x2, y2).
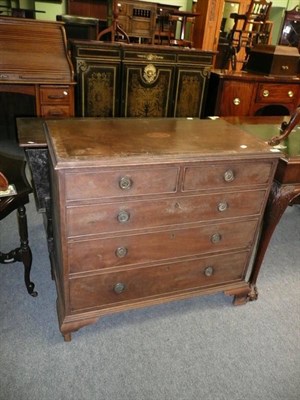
(143, 64, 157, 84)
(87, 71, 114, 117)
(126, 68, 170, 117)
(78, 60, 88, 73)
(137, 53, 164, 61)
(176, 74, 202, 117)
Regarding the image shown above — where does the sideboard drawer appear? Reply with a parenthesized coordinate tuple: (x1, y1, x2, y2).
(69, 251, 249, 312)
(65, 166, 179, 200)
(183, 162, 273, 191)
(68, 219, 258, 273)
(256, 83, 299, 104)
(66, 190, 266, 237)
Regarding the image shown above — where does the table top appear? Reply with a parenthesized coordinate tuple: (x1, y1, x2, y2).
(17, 116, 300, 159)
(17, 118, 47, 148)
(44, 117, 279, 168)
(223, 116, 300, 184)
(211, 69, 300, 83)
(223, 116, 300, 160)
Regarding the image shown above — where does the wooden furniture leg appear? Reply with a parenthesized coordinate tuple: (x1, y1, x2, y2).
(248, 181, 300, 296)
(0, 205, 37, 296)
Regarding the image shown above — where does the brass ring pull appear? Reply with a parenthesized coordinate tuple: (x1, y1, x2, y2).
(113, 282, 126, 294)
(115, 246, 128, 258)
(204, 266, 214, 277)
(288, 91, 294, 98)
(224, 169, 235, 182)
(117, 210, 130, 223)
(211, 233, 222, 244)
(262, 90, 269, 98)
(217, 201, 228, 212)
(119, 176, 132, 190)
(233, 97, 240, 106)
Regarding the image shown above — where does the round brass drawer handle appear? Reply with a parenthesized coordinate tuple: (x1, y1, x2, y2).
(223, 169, 235, 183)
(211, 233, 222, 244)
(233, 97, 241, 106)
(115, 246, 128, 258)
(113, 282, 126, 294)
(204, 266, 214, 277)
(217, 201, 228, 212)
(288, 90, 294, 98)
(262, 89, 269, 98)
(119, 176, 132, 190)
(117, 210, 130, 223)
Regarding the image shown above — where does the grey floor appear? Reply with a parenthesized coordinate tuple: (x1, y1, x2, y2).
(0, 190, 299, 400)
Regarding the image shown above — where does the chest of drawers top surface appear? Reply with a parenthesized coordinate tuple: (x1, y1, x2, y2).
(45, 118, 278, 167)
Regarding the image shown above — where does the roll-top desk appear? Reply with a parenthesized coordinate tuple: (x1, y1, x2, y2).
(0, 17, 75, 141)
(45, 118, 279, 341)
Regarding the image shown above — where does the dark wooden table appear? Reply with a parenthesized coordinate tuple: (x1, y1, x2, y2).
(224, 116, 300, 292)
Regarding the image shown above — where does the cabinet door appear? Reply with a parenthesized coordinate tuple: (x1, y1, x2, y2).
(173, 67, 209, 118)
(218, 80, 254, 116)
(122, 62, 174, 117)
(75, 60, 121, 117)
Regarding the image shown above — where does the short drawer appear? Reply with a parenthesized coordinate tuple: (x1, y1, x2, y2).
(68, 219, 258, 273)
(256, 83, 299, 104)
(66, 190, 266, 237)
(69, 251, 249, 312)
(40, 86, 71, 104)
(64, 166, 179, 201)
(183, 161, 273, 192)
(41, 105, 71, 118)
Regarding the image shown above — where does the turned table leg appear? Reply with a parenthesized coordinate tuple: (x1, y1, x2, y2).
(249, 181, 300, 294)
(0, 206, 37, 297)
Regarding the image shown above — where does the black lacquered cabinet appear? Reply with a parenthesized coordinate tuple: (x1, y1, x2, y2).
(72, 43, 121, 117)
(71, 41, 214, 118)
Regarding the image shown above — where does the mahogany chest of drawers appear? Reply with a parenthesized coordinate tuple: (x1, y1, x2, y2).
(45, 118, 279, 341)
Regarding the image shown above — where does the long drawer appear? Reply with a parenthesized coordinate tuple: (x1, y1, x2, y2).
(66, 190, 266, 237)
(69, 251, 249, 312)
(256, 83, 299, 104)
(68, 219, 258, 273)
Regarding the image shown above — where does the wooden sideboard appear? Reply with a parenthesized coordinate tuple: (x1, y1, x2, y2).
(205, 70, 300, 117)
(44, 117, 279, 340)
(70, 40, 214, 118)
(0, 17, 75, 140)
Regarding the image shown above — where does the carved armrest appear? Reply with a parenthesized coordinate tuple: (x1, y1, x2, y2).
(268, 107, 300, 145)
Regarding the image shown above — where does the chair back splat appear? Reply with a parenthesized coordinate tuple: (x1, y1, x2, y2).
(225, 0, 273, 70)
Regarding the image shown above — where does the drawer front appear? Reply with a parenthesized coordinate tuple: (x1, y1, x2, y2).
(41, 105, 71, 118)
(256, 83, 299, 104)
(40, 87, 71, 104)
(66, 190, 266, 237)
(183, 161, 273, 192)
(69, 251, 249, 312)
(68, 219, 258, 273)
(65, 167, 179, 201)
(219, 81, 253, 116)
